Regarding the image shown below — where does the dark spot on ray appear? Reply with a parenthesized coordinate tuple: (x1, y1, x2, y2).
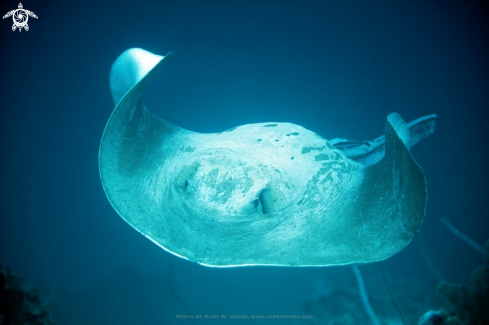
(302, 146, 326, 154)
(315, 153, 329, 161)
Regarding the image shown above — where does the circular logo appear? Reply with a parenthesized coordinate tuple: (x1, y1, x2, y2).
(13, 9, 28, 27)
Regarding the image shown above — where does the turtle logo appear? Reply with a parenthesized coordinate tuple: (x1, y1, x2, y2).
(2, 3, 38, 32)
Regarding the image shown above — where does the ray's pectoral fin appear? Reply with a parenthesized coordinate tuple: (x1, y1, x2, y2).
(100, 48, 180, 228)
(332, 114, 437, 165)
(109, 48, 174, 106)
(354, 113, 427, 260)
(380, 113, 426, 236)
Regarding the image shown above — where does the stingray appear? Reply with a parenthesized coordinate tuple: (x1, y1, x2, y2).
(99, 48, 436, 267)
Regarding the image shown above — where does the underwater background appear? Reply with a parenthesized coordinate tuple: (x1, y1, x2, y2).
(0, 0, 488, 324)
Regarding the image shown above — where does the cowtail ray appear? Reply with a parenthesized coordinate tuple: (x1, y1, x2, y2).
(99, 48, 436, 267)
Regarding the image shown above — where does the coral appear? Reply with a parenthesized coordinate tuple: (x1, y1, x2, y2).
(0, 263, 54, 325)
(419, 239, 489, 325)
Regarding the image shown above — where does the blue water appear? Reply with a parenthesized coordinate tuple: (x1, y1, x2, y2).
(0, 0, 488, 324)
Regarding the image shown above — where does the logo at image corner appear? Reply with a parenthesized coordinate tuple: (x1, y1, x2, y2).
(2, 3, 38, 32)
